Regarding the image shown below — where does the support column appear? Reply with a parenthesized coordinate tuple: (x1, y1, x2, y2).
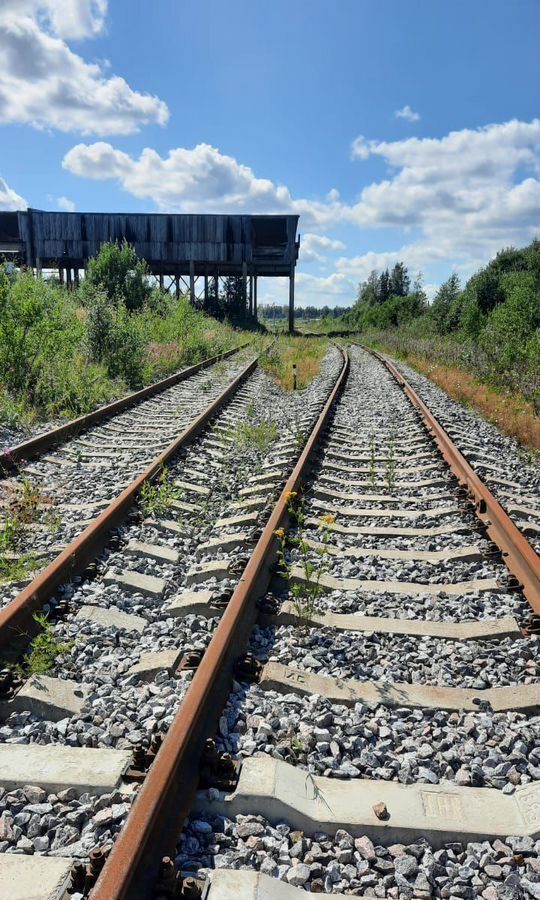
(175, 273, 180, 298)
(159, 273, 164, 291)
(36, 257, 42, 278)
(253, 276, 258, 322)
(58, 266, 64, 285)
(242, 262, 248, 316)
(66, 267, 72, 290)
(249, 275, 253, 317)
(288, 265, 295, 334)
(214, 272, 219, 308)
(204, 272, 209, 309)
(190, 260, 195, 305)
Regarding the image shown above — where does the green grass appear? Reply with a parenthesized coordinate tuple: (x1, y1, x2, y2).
(260, 335, 329, 391)
(232, 417, 279, 453)
(139, 466, 183, 518)
(0, 551, 40, 586)
(19, 612, 74, 677)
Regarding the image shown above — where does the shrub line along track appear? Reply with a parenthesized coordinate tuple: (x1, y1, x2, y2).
(89, 344, 540, 900)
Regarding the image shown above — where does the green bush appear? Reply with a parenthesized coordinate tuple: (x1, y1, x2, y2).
(104, 306, 145, 388)
(0, 242, 249, 426)
(347, 239, 540, 409)
(81, 240, 151, 311)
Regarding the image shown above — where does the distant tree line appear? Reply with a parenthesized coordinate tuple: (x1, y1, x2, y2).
(261, 304, 351, 320)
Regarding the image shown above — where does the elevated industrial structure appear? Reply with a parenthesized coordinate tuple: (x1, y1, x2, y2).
(0, 210, 300, 330)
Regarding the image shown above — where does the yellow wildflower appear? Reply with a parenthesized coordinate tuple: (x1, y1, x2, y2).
(273, 527, 285, 539)
(319, 514, 336, 526)
(284, 490, 297, 501)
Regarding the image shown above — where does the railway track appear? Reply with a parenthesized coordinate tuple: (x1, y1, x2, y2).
(0, 342, 539, 899)
(0, 346, 253, 612)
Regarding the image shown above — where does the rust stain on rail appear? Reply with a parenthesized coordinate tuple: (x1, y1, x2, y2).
(91, 347, 350, 900)
(370, 349, 540, 614)
(0, 356, 258, 654)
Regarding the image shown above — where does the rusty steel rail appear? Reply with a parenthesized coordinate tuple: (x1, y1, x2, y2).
(0, 356, 258, 655)
(91, 346, 350, 900)
(0, 344, 247, 472)
(370, 348, 540, 614)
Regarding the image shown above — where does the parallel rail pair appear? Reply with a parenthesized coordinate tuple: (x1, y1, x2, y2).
(87, 346, 540, 899)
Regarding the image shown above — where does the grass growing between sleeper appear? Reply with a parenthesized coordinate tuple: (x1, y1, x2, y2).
(260, 335, 329, 391)
(19, 612, 74, 677)
(275, 492, 335, 626)
(230, 401, 279, 453)
(139, 466, 183, 518)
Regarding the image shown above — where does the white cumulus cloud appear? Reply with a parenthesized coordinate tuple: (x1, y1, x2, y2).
(56, 195, 76, 211)
(0, 3, 169, 134)
(301, 233, 346, 262)
(395, 104, 420, 123)
(342, 118, 540, 277)
(62, 141, 345, 229)
(2, 1, 108, 39)
(0, 176, 27, 210)
(62, 119, 540, 302)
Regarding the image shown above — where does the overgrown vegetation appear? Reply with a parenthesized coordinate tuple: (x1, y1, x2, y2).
(344, 241, 540, 449)
(0, 478, 53, 583)
(0, 242, 252, 425)
(261, 335, 329, 390)
(139, 466, 183, 518)
(232, 404, 279, 453)
(275, 493, 335, 626)
(19, 611, 74, 677)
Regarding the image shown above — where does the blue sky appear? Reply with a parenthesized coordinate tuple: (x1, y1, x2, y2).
(1, 0, 539, 307)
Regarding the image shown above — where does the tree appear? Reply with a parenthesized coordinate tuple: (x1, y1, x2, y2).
(220, 276, 246, 321)
(379, 269, 391, 303)
(81, 240, 151, 311)
(430, 273, 461, 334)
(357, 270, 380, 306)
(389, 262, 410, 297)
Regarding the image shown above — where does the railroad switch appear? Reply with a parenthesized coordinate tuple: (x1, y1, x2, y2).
(199, 738, 239, 790)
